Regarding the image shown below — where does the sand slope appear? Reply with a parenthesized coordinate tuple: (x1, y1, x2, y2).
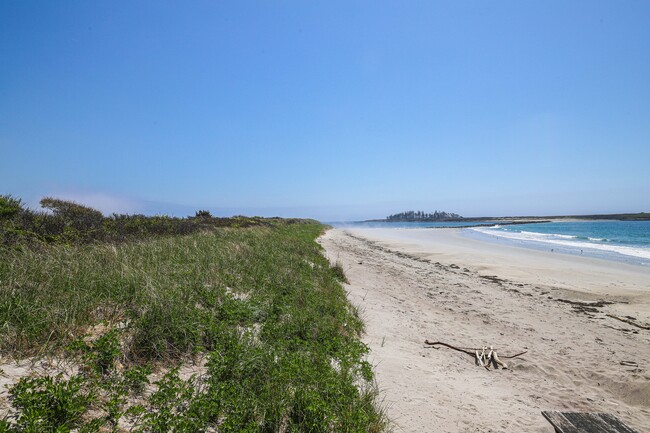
(319, 228, 650, 433)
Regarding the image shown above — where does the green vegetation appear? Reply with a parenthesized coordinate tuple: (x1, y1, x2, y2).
(0, 194, 285, 246)
(0, 195, 389, 432)
(331, 261, 349, 284)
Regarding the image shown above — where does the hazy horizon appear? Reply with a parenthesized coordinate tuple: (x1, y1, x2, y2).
(10, 192, 648, 223)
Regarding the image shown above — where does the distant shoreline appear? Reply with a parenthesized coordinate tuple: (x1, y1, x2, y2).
(426, 220, 551, 229)
(364, 212, 650, 223)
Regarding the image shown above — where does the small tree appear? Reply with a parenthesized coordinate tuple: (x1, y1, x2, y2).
(40, 197, 104, 241)
(194, 210, 212, 218)
(0, 194, 24, 219)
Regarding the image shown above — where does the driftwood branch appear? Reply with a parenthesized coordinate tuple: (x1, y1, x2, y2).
(492, 350, 508, 369)
(424, 340, 527, 358)
(500, 350, 528, 359)
(423, 340, 527, 369)
(423, 340, 475, 356)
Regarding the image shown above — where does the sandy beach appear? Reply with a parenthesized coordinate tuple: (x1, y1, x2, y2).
(319, 228, 650, 432)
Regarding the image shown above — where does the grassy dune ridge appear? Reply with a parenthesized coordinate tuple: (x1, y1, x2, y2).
(0, 201, 389, 432)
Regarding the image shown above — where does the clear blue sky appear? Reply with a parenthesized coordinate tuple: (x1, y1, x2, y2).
(2, 1, 649, 221)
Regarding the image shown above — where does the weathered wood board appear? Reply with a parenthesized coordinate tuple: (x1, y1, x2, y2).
(541, 411, 638, 433)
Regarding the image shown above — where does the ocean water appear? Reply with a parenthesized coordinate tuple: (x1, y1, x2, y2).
(329, 219, 650, 266)
(466, 220, 650, 266)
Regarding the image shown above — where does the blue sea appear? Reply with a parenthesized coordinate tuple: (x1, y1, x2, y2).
(330, 220, 650, 266)
(466, 220, 650, 266)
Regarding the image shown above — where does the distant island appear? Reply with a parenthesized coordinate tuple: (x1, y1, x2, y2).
(384, 210, 462, 222)
(367, 211, 650, 223)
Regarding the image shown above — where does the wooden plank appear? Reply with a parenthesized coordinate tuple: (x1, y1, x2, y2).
(541, 411, 639, 433)
(596, 413, 639, 433)
(563, 412, 616, 433)
(541, 411, 581, 433)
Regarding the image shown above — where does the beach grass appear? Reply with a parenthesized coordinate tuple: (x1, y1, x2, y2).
(0, 214, 389, 432)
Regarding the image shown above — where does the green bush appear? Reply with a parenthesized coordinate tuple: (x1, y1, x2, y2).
(68, 330, 123, 376)
(7, 374, 95, 432)
(39, 197, 104, 243)
(0, 195, 23, 220)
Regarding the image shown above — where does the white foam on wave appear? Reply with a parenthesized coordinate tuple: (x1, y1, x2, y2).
(554, 234, 578, 239)
(519, 231, 576, 239)
(471, 227, 650, 260)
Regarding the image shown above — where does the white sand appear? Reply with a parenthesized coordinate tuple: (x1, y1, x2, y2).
(319, 228, 650, 432)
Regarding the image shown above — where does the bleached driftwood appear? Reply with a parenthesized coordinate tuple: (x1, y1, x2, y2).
(491, 350, 508, 369)
(475, 349, 485, 367)
(423, 340, 527, 370)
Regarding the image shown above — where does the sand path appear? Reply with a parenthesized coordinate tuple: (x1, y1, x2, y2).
(319, 228, 650, 433)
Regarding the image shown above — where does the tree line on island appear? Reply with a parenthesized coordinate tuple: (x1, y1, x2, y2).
(386, 210, 462, 221)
